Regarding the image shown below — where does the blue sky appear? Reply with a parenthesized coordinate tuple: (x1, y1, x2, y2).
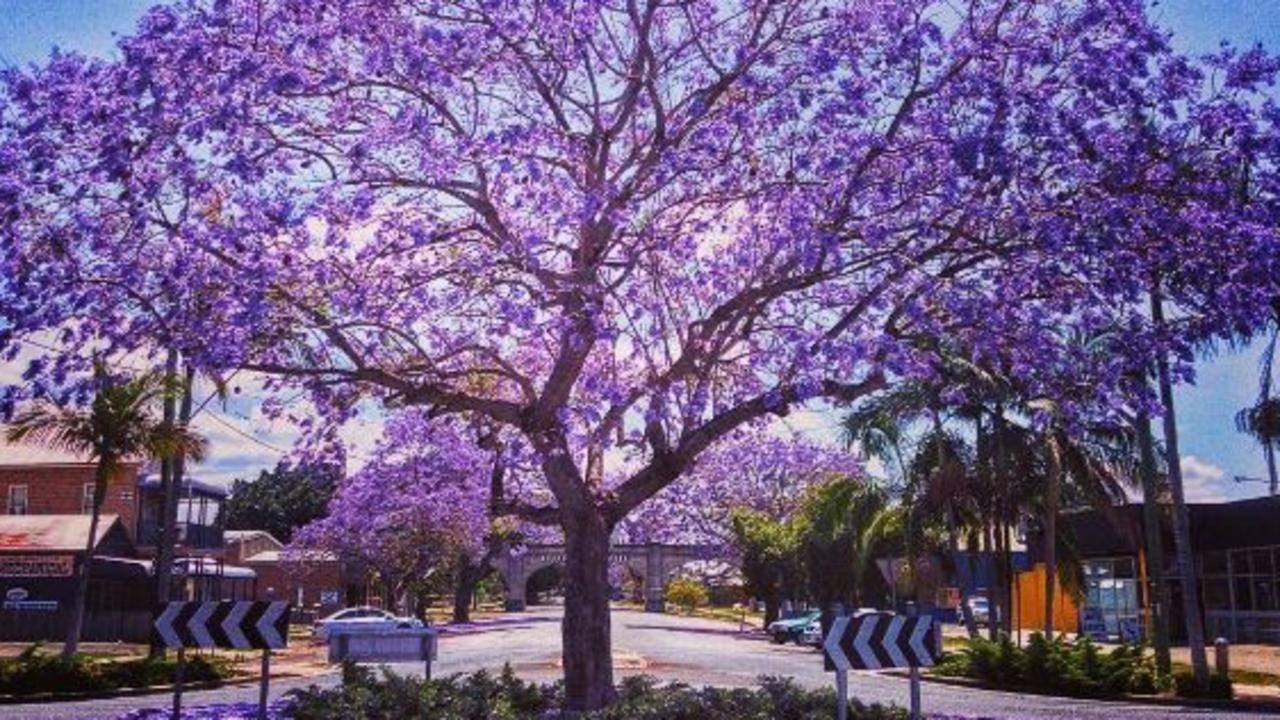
(0, 1, 1277, 500)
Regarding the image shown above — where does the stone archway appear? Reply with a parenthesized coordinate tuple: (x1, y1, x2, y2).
(498, 543, 714, 613)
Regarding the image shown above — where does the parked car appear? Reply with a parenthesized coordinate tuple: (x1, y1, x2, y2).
(800, 608, 881, 647)
(800, 617, 824, 647)
(963, 596, 992, 626)
(312, 606, 425, 641)
(767, 610, 820, 644)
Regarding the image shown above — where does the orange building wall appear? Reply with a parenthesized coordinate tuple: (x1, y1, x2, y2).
(0, 465, 141, 539)
(1013, 563, 1080, 635)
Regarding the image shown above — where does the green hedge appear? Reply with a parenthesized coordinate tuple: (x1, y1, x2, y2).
(1173, 669, 1234, 700)
(288, 665, 908, 720)
(0, 643, 233, 696)
(934, 633, 1171, 698)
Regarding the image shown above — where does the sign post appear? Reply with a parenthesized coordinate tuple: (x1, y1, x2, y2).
(259, 649, 271, 720)
(153, 601, 291, 720)
(328, 626, 439, 681)
(171, 648, 185, 720)
(907, 603, 922, 720)
(822, 609, 937, 720)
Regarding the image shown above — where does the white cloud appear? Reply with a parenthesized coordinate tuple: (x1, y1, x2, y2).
(1179, 455, 1231, 502)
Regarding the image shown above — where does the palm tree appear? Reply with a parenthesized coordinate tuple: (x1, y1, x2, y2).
(798, 480, 899, 611)
(1133, 402, 1173, 674)
(6, 363, 207, 658)
(1150, 287, 1211, 690)
(1236, 326, 1280, 496)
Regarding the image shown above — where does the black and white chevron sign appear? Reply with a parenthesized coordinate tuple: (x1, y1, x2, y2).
(823, 612, 936, 671)
(153, 601, 291, 650)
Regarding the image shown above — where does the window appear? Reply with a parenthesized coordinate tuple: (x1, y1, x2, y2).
(81, 483, 95, 515)
(6, 485, 27, 515)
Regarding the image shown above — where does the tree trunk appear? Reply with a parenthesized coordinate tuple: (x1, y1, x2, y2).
(1043, 435, 1061, 638)
(453, 553, 494, 625)
(763, 595, 780, 627)
(947, 513, 979, 639)
(993, 408, 1013, 637)
(64, 460, 111, 659)
(1263, 328, 1278, 496)
(1266, 440, 1277, 497)
(1151, 290, 1211, 689)
(989, 519, 1002, 642)
(560, 508, 615, 712)
(1135, 406, 1173, 675)
(150, 351, 181, 659)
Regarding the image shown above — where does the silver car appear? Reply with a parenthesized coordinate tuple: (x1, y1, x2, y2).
(312, 606, 424, 641)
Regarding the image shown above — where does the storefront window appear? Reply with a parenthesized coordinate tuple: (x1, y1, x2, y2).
(1082, 557, 1140, 641)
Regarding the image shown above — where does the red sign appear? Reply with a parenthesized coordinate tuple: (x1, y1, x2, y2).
(0, 555, 74, 577)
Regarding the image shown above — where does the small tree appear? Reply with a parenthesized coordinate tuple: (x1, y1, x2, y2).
(665, 577, 709, 615)
(729, 509, 804, 627)
(797, 480, 898, 612)
(6, 365, 206, 658)
(225, 462, 339, 543)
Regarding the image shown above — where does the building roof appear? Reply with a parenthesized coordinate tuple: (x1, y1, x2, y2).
(173, 558, 256, 579)
(224, 529, 283, 545)
(136, 474, 228, 498)
(1031, 494, 1280, 562)
(0, 434, 145, 468)
(1188, 494, 1280, 552)
(245, 549, 339, 563)
(0, 514, 126, 553)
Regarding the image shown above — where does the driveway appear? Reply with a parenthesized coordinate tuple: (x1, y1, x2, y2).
(1, 606, 1273, 719)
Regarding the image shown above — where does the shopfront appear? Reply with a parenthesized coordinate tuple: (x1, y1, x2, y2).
(1080, 556, 1142, 642)
(1022, 495, 1280, 645)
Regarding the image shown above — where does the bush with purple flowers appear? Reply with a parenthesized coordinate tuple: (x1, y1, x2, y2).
(112, 701, 292, 720)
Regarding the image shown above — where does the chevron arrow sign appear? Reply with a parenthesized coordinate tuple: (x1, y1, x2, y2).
(823, 611, 936, 671)
(153, 601, 291, 650)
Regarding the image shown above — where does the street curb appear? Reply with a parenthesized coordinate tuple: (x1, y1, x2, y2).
(890, 670, 1280, 715)
(0, 671, 316, 706)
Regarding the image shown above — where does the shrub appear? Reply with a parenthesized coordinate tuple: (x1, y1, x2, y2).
(0, 644, 235, 697)
(1173, 670, 1233, 700)
(665, 578, 710, 614)
(287, 667, 908, 720)
(940, 632, 1166, 699)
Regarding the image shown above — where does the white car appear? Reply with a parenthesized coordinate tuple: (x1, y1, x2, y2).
(964, 596, 992, 626)
(312, 606, 425, 641)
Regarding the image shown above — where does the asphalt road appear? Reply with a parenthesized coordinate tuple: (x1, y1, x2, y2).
(1, 606, 1273, 719)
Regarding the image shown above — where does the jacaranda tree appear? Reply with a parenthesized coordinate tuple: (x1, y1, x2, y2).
(294, 410, 551, 623)
(622, 429, 857, 551)
(4, 1, 1279, 707)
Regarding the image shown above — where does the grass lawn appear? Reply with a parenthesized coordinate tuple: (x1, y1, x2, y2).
(613, 600, 765, 629)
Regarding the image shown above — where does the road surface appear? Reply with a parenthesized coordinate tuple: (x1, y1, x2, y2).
(0, 606, 1272, 719)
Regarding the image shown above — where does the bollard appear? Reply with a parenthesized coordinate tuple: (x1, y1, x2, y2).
(1214, 637, 1230, 676)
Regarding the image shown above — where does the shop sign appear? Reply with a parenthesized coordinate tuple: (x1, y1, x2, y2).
(2, 600, 57, 611)
(0, 555, 74, 577)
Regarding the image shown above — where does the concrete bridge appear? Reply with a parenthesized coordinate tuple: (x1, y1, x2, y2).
(498, 543, 714, 613)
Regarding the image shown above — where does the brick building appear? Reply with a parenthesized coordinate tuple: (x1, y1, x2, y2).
(0, 443, 142, 534)
(225, 530, 358, 619)
(0, 514, 154, 642)
(0, 436, 359, 637)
